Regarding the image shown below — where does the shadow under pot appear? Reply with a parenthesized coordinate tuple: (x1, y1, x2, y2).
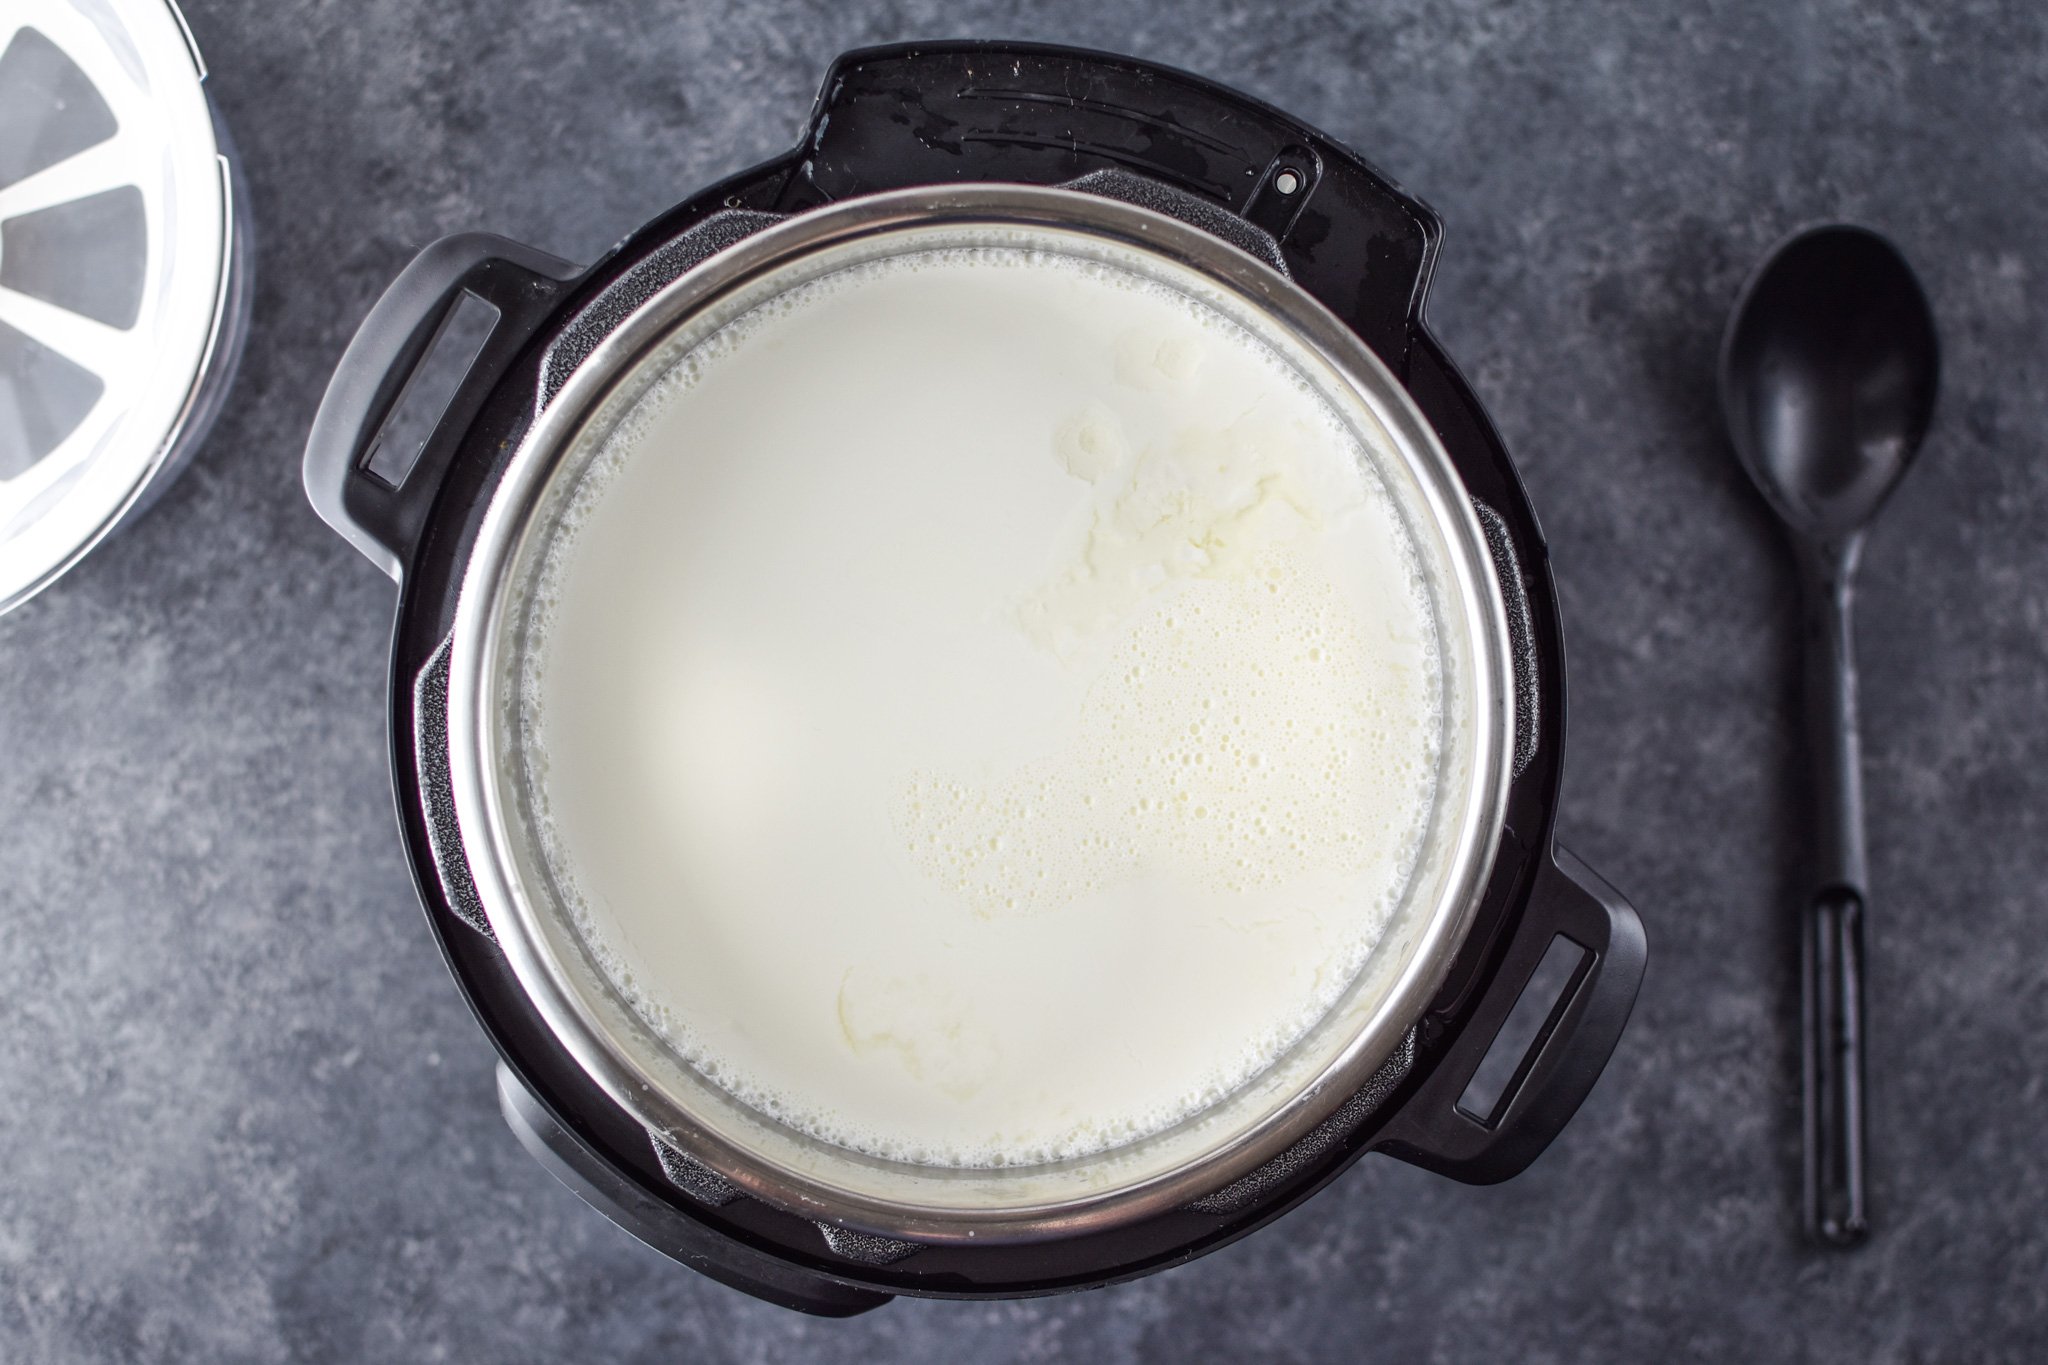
(303, 43, 1644, 1316)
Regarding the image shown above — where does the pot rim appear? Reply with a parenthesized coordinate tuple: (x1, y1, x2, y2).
(446, 184, 1516, 1243)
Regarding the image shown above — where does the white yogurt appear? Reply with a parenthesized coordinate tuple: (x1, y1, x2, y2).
(518, 246, 1444, 1166)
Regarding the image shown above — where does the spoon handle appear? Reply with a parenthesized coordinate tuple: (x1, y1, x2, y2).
(1800, 554, 1871, 1245)
(1803, 890, 1868, 1243)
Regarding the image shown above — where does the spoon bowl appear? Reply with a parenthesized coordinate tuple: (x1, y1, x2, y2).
(1720, 225, 1940, 551)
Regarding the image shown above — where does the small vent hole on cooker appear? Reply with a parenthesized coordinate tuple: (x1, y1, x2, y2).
(1456, 935, 1589, 1126)
(1272, 168, 1302, 196)
(363, 290, 499, 489)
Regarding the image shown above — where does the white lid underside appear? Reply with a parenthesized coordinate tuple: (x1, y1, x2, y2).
(0, 0, 226, 611)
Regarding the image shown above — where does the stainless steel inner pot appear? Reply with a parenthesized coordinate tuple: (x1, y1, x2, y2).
(443, 185, 1516, 1244)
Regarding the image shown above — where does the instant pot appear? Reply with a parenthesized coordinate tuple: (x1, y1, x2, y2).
(305, 43, 1645, 1315)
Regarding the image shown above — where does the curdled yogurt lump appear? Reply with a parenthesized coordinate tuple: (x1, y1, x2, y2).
(518, 245, 1444, 1167)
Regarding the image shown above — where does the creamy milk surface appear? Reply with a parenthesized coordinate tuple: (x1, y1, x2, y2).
(519, 247, 1445, 1166)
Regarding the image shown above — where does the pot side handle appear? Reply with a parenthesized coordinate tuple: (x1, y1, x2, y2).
(1374, 844, 1646, 1184)
(303, 234, 580, 579)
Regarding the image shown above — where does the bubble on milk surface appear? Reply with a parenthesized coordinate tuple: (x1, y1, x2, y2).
(900, 553, 1438, 923)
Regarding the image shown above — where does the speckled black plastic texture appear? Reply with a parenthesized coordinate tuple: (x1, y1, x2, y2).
(1058, 168, 1291, 274)
(1187, 1030, 1418, 1216)
(410, 638, 491, 938)
(814, 1223, 922, 1266)
(1475, 500, 1541, 776)
(537, 209, 785, 409)
(650, 1136, 742, 1207)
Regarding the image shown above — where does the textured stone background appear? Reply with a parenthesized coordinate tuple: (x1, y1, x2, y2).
(3, 0, 2045, 1360)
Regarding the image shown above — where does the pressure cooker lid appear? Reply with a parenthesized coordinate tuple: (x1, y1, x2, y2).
(0, 0, 231, 613)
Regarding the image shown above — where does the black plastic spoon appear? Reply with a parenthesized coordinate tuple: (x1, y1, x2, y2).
(1718, 224, 1939, 1245)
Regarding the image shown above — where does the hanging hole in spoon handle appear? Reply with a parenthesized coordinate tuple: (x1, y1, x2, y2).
(1803, 888, 1869, 1245)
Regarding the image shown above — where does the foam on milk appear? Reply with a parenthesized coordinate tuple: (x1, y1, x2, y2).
(516, 246, 1445, 1167)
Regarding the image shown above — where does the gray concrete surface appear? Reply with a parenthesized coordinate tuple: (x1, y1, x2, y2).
(3, 0, 2045, 1360)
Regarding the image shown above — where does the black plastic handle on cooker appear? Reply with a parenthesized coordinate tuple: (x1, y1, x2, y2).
(1374, 844, 1646, 1184)
(304, 234, 581, 579)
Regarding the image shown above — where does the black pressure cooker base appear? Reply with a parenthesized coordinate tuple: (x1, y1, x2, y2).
(356, 42, 1635, 1313)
